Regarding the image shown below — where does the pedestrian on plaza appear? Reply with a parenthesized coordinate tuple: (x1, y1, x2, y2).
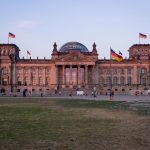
(59, 91, 61, 95)
(111, 91, 114, 98)
(23, 89, 27, 97)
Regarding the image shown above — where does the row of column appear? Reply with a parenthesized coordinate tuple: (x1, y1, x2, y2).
(57, 65, 91, 86)
(21, 67, 47, 86)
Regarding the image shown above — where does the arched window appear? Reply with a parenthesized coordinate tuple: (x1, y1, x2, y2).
(0, 88, 5, 93)
(2, 77, 9, 85)
(5, 50, 8, 55)
(25, 68, 29, 74)
(106, 77, 111, 85)
(120, 69, 124, 74)
(141, 78, 146, 85)
(45, 77, 50, 85)
(120, 76, 125, 85)
(127, 76, 132, 85)
(46, 68, 50, 74)
(113, 69, 117, 74)
(99, 77, 105, 85)
(39, 68, 43, 74)
(32, 77, 36, 86)
(39, 77, 43, 86)
(113, 77, 118, 85)
(9, 49, 12, 55)
(17, 77, 22, 86)
(2, 68, 8, 74)
(1, 50, 4, 55)
(141, 68, 147, 74)
(17, 68, 22, 74)
(127, 68, 132, 74)
(32, 68, 36, 74)
(24, 77, 29, 85)
(65, 68, 70, 85)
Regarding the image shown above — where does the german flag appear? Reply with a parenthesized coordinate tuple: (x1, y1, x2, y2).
(9, 32, 15, 38)
(110, 49, 123, 62)
(139, 33, 147, 39)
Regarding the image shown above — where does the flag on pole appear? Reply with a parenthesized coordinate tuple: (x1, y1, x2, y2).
(139, 33, 147, 39)
(9, 32, 15, 38)
(27, 50, 31, 55)
(110, 48, 123, 62)
(119, 51, 123, 55)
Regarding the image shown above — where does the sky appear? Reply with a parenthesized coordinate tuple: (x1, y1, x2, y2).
(0, 0, 150, 59)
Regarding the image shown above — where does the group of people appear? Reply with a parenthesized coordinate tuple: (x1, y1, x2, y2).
(21, 88, 115, 98)
(106, 91, 114, 98)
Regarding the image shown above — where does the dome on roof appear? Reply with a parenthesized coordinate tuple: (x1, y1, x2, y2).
(59, 42, 89, 52)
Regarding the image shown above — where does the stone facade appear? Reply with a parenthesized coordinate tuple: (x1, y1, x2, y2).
(0, 42, 150, 95)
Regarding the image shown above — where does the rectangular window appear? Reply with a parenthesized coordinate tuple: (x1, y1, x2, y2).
(141, 78, 146, 85)
(120, 77, 125, 85)
(113, 69, 117, 75)
(127, 76, 132, 85)
(106, 77, 111, 85)
(141, 68, 146, 74)
(17, 89, 20, 92)
(2, 81, 7, 85)
(18, 81, 22, 86)
(106, 69, 110, 74)
(127, 68, 132, 74)
(120, 69, 124, 74)
(100, 69, 104, 74)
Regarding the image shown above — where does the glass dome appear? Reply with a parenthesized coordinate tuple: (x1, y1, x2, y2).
(59, 42, 89, 52)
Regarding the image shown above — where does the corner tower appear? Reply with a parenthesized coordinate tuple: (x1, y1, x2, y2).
(128, 44, 150, 60)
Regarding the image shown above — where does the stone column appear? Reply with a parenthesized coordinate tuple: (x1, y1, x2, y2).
(70, 65, 72, 87)
(132, 66, 138, 86)
(30, 67, 32, 86)
(43, 67, 46, 85)
(146, 66, 149, 86)
(22, 67, 24, 85)
(125, 68, 127, 85)
(8, 66, 11, 85)
(85, 65, 88, 85)
(37, 67, 39, 86)
(77, 65, 80, 86)
(118, 68, 120, 85)
(62, 65, 65, 87)
(92, 65, 95, 85)
(13, 63, 16, 85)
(43, 67, 46, 95)
(55, 65, 58, 89)
(78, 65, 82, 88)
(11, 62, 17, 93)
(95, 65, 99, 86)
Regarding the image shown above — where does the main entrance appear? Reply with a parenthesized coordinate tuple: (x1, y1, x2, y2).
(57, 65, 94, 88)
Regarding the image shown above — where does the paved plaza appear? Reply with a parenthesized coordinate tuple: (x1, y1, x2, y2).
(0, 94, 150, 103)
(44, 95, 150, 103)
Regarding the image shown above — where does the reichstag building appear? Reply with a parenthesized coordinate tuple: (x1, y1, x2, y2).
(0, 41, 150, 95)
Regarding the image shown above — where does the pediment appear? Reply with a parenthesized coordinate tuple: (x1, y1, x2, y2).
(56, 52, 94, 62)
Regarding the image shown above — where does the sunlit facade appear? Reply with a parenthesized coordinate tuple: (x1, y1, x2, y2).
(0, 42, 150, 95)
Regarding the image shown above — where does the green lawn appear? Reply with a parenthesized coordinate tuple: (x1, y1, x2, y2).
(0, 98, 149, 150)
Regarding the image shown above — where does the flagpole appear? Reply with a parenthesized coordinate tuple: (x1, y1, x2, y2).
(139, 37, 140, 44)
(8, 36, 9, 44)
(110, 47, 112, 100)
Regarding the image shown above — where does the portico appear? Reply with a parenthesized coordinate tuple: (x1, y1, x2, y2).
(56, 64, 94, 88)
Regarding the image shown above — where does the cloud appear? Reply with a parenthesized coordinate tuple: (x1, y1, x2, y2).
(16, 20, 40, 29)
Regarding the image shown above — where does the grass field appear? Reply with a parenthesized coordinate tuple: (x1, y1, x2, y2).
(0, 98, 150, 150)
